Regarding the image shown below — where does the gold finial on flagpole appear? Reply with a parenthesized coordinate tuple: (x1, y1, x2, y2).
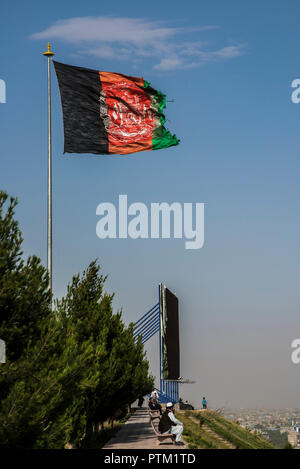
(43, 42, 55, 57)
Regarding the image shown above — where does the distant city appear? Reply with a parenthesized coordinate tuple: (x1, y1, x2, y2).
(223, 408, 300, 448)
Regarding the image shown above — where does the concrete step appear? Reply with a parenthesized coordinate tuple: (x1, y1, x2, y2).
(188, 416, 235, 449)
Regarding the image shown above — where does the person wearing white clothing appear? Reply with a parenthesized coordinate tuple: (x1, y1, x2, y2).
(158, 402, 184, 445)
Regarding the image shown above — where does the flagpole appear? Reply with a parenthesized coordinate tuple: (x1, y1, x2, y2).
(43, 43, 55, 292)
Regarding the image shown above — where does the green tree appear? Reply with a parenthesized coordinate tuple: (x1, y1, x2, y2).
(0, 192, 153, 448)
(54, 261, 154, 447)
(0, 191, 51, 362)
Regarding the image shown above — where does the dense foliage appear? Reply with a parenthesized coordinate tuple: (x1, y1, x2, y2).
(0, 191, 153, 448)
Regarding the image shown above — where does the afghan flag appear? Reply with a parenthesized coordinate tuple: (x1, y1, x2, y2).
(53, 61, 179, 155)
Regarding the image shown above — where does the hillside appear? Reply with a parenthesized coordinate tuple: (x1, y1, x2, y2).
(178, 410, 276, 449)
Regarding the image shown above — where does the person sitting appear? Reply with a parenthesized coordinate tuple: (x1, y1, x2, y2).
(158, 402, 184, 446)
(151, 389, 159, 399)
(148, 397, 162, 415)
(179, 398, 194, 410)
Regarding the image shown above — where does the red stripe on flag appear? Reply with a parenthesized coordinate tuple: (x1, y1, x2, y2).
(99, 71, 154, 154)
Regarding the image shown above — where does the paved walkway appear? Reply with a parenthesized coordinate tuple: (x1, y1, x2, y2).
(102, 408, 186, 450)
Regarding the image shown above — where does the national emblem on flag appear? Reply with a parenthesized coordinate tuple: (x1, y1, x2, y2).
(53, 61, 180, 155)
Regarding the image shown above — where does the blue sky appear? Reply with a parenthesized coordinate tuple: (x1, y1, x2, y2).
(1, 0, 300, 408)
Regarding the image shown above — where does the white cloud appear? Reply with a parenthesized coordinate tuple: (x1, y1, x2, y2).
(154, 58, 183, 71)
(218, 45, 245, 58)
(32, 17, 182, 44)
(31, 16, 245, 71)
(154, 44, 245, 70)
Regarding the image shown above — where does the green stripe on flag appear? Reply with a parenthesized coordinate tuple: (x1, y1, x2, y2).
(143, 81, 180, 150)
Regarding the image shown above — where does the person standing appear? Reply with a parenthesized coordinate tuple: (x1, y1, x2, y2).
(202, 397, 207, 409)
(158, 402, 184, 445)
(138, 396, 144, 408)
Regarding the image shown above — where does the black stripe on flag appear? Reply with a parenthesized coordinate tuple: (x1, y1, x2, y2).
(53, 61, 109, 155)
